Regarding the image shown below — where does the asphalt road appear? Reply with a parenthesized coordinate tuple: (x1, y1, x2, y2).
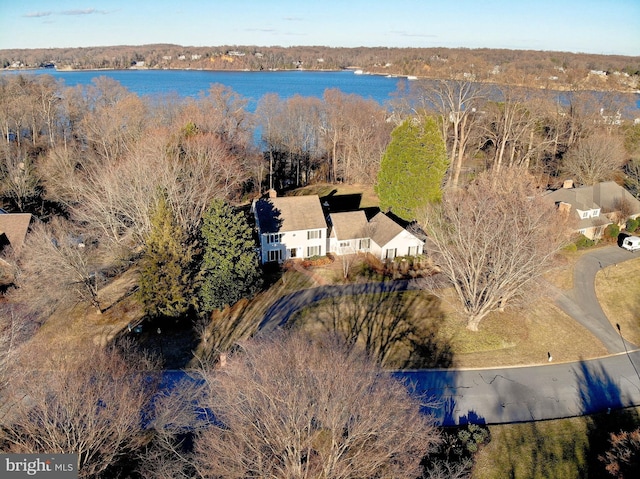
(257, 245, 640, 425)
(398, 350, 640, 425)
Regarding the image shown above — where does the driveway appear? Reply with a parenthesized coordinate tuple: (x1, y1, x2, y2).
(553, 245, 640, 353)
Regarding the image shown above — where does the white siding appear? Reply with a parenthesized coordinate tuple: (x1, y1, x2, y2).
(371, 230, 424, 261)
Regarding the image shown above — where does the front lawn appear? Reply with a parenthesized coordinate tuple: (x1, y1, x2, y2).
(595, 256, 640, 347)
(472, 407, 640, 479)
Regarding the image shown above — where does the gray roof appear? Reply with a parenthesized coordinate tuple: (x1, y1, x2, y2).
(254, 195, 326, 233)
(547, 181, 640, 218)
(329, 211, 369, 240)
(369, 212, 405, 247)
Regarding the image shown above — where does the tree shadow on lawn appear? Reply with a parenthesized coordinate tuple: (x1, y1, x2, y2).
(288, 289, 454, 369)
(576, 359, 640, 477)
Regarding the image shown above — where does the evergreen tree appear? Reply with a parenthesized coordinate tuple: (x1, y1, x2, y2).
(375, 116, 448, 221)
(137, 191, 193, 318)
(198, 199, 262, 312)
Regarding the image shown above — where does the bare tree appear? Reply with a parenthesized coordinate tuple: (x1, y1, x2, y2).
(419, 167, 571, 331)
(562, 132, 626, 186)
(11, 218, 104, 315)
(624, 158, 640, 199)
(0, 149, 40, 211)
(601, 427, 640, 478)
(482, 87, 547, 173)
(0, 342, 158, 479)
(413, 80, 486, 188)
(194, 331, 440, 479)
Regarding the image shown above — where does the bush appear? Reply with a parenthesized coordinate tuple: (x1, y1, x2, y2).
(301, 255, 333, 268)
(563, 242, 578, 253)
(605, 224, 620, 239)
(626, 217, 640, 233)
(575, 234, 596, 249)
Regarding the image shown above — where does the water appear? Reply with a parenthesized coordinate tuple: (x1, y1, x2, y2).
(4, 68, 639, 116)
(5, 69, 409, 110)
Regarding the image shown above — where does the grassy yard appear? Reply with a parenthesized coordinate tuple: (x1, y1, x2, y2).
(472, 407, 640, 479)
(595, 256, 640, 347)
(288, 285, 608, 369)
(287, 182, 380, 208)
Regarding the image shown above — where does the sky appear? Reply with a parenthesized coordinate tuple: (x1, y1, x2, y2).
(0, 0, 638, 56)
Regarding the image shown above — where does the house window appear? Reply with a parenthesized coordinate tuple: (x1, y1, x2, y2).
(358, 238, 370, 250)
(268, 249, 282, 262)
(289, 248, 297, 258)
(578, 229, 587, 235)
(267, 233, 283, 244)
(339, 241, 350, 248)
(307, 245, 321, 257)
(408, 246, 418, 256)
(385, 248, 397, 260)
(307, 230, 321, 240)
(581, 211, 589, 219)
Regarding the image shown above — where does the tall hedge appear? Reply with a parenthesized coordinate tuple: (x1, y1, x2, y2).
(375, 116, 448, 221)
(197, 199, 262, 313)
(137, 191, 194, 318)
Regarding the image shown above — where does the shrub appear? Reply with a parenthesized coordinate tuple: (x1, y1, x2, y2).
(575, 234, 596, 249)
(563, 242, 578, 253)
(605, 224, 620, 240)
(301, 255, 333, 268)
(626, 217, 640, 233)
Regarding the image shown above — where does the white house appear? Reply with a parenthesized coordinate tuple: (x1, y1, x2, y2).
(253, 192, 425, 264)
(327, 211, 372, 255)
(368, 212, 424, 260)
(252, 194, 327, 264)
(546, 180, 640, 239)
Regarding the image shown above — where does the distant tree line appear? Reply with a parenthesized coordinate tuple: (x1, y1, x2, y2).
(2, 44, 639, 92)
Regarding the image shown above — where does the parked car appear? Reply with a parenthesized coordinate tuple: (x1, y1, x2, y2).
(621, 235, 640, 252)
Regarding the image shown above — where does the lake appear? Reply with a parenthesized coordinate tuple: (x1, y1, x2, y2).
(5, 69, 409, 110)
(4, 68, 639, 116)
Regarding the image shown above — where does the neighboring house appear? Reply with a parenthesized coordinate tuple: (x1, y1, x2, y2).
(546, 180, 640, 239)
(0, 212, 33, 253)
(253, 194, 328, 264)
(253, 192, 425, 264)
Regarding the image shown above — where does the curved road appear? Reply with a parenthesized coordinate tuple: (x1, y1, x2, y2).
(258, 246, 640, 425)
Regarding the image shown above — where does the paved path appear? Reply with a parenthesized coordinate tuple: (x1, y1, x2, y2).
(553, 245, 640, 353)
(257, 246, 640, 425)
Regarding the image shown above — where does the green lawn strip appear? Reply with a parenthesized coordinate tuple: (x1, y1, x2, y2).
(472, 407, 640, 479)
(595, 256, 640, 347)
(289, 289, 608, 368)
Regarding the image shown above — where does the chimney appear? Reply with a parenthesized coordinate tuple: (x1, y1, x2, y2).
(562, 179, 574, 189)
(558, 202, 572, 215)
(267, 189, 277, 199)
